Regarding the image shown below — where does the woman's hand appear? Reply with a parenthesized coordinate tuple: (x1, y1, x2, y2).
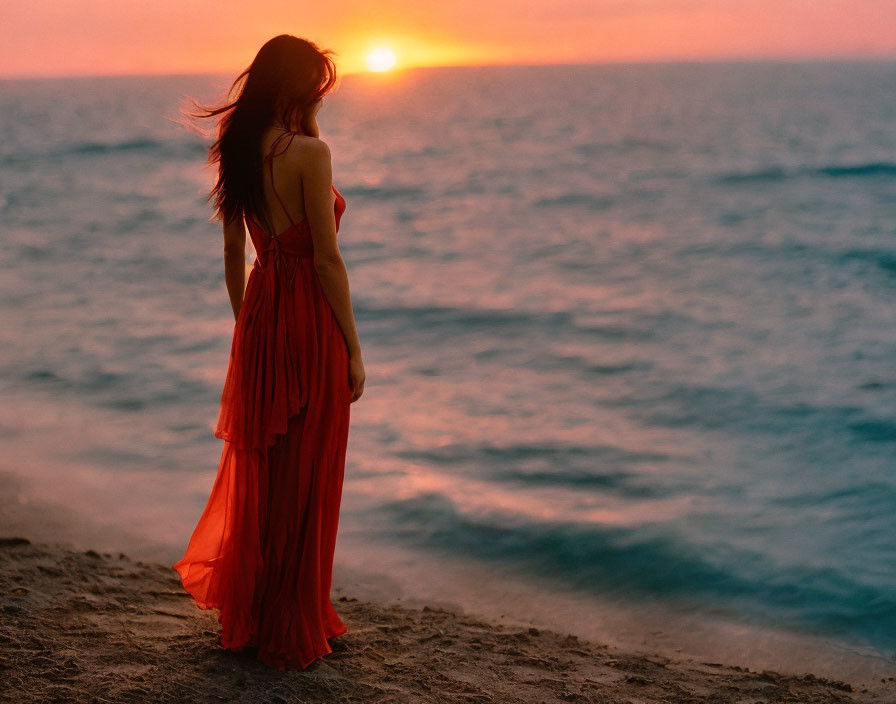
(349, 352, 365, 403)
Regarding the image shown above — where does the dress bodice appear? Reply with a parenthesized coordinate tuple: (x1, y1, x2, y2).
(246, 184, 346, 265)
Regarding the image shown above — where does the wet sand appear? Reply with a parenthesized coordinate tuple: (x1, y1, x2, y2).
(2, 535, 894, 703)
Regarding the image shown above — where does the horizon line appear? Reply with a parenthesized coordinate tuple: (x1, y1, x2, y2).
(2, 53, 895, 81)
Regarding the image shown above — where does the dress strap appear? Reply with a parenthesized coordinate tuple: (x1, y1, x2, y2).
(264, 130, 298, 235)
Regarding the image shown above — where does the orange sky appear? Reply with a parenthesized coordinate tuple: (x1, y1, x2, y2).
(2, 0, 895, 78)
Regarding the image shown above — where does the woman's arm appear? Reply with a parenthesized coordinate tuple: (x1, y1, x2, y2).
(302, 139, 363, 358)
(222, 213, 247, 321)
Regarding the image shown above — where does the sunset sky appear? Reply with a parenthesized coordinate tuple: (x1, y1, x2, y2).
(2, 0, 895, 78)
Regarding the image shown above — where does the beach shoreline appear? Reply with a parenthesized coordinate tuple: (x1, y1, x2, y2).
(2, 535, 894, 703)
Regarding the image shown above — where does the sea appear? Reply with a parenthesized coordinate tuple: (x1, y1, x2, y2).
(1, 61, 895, 683)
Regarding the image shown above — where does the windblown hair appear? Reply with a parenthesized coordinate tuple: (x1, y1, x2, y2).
(183, 35, 338, 233)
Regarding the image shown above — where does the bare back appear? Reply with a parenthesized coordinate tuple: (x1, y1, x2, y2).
(259, 128, 332, 236)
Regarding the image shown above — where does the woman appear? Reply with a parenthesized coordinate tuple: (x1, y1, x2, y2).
(172, 34, 365, 671)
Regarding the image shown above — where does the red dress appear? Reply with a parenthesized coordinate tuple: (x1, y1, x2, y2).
(173, 131, 352, 670)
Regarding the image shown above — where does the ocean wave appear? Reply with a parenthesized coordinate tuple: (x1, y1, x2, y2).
(847, 417, 896, 444)
(397, 440, 671, 465)
(838, 248, 896, 276)
(356, 301, 659, 343)
(357, 301, 576, 332)
(1, 138, 207, 165)
(575, 137, 674, 157)
(375, 491, 896, 655)
(588, 360, 654, 374)
(66, 138, 164, 155)
(532, 193, 615, 210)
(488, 468, 667, 498)
(340, 184, 426, 200)
(395, 441, 673, 498)
(19, 362, 217, 410)
(714, 161, 896, 184)
(639, 381, 896, 449)
(526, 352, 652, 375)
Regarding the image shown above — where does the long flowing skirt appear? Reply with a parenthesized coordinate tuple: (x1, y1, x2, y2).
(173, 251, 352, 670)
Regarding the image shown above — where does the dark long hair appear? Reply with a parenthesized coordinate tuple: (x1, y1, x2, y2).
(184, 35, 338, 232)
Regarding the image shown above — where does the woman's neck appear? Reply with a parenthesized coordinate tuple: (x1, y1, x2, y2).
(271, 116, 318, 138)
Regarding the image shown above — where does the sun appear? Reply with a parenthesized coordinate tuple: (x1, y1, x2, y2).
(365, 47, 397, 72)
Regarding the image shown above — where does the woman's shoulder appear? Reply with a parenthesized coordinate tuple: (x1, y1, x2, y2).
(293, 134, 331, 157)
(286, 135, 332, 178)
(273, 131, 329, 160)
(266, 131, 332, 183)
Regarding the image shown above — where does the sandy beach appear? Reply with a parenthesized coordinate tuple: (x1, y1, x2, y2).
(2, 535, 893, 704)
